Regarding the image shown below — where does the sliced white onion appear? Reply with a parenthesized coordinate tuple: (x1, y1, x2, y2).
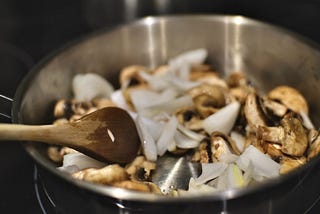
(236, 145, 280, 179)
(230, 131, 245, 153)
(152, 95, 194, 114)
(177, 123, 205, 141)
(110, 89, 130, 110)
(139, 71, 169, 91)
(194, 162, 228, 185)
(62, 153, 106, 170)
(139, 116, 164, 140)
(166, 72, 201, 91)
(58, 165, 80, 174)
(169, 49, 208, 78)
(72, 73, 114, 101)
(135, 115, 158, 161)
(202, 101, 241, 135)
(227, 163, 245, 189)
(174, 131, 200, 149)
(216, 167, 228, 191)
(167, 138, 177, 152)
(184, 178, 217, 195)
(219, 153, 239, 163)
(156, 116, 178, 156)
(130, 88, 178, 111)
(300, 110, 314, 129)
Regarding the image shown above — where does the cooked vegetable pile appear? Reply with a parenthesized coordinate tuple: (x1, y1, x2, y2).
(48, 49, 320, 195)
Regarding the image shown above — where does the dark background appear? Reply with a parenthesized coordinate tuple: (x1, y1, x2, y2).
(0, 0, 320, 213)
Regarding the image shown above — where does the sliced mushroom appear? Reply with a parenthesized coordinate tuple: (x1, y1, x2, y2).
(47, 146, 63, 163)
(113, 180, 161, 194)
(53, 99, 93, 119)
(226, 71, 248, 88)
(258, 113, 308, 156)
(244, 131, 265, 153)
(119, 65, 149, 87)
(210, 131, 241, 162)
(92, 98, 116, 109)
(229, 86, 251, 104)
(308, 129, 320, 160)
(262, 98, 288, 118)
(244, 91, 268, 131)
(190, 68, 228, 88)
(175, 107, 203, 131)
(280, 156, 306, 174)
(72, 164, 128, 185)
(268, 85, 309, 115)
(263, 143, 283, 162)
(188, 84, 226, 100)
(193, 94, 225, 118)
(125, 156, 156, 181)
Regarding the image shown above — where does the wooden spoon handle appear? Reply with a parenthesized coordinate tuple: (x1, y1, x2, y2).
(0, 124, 58, 144)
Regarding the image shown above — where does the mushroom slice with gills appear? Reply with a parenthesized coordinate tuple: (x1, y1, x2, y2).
(244, 91, 269, 131)
(267, 85, 309, 115)
(210, 131, 241, 163)
(307, 129, 320, 160)
(258, 112, 308, 157)
(280, 156, 306, 174)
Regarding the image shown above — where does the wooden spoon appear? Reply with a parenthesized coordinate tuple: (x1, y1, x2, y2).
(0, 107, 140, 163)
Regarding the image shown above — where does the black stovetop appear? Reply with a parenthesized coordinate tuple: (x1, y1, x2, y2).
(1, 1, 320, 213)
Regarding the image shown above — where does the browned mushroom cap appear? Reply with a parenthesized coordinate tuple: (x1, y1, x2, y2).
(226, 71, 248, 88)
(47, 146, 63, 163)
(72, 164, 128, 185)
(193, 94, 225, 118)
(229, 86, 251, 104)
(188, 84, 226, 99)
(244, 91, 268, 131)
(268, 85, 309, 115)
(113, 180, 161, 194)
(280, 156, 306, 174)
(189, 84, 230, 118)
(189, 65, 228, 88)
(119, 65, 149, 87)
(54, 99, 93, 119)
(92, 98, 116, 109)
(308, 129, 320, 160)
(175, 107, 203, 131)
(258, 113, 308, 156)
(125, 156, 156, 181)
